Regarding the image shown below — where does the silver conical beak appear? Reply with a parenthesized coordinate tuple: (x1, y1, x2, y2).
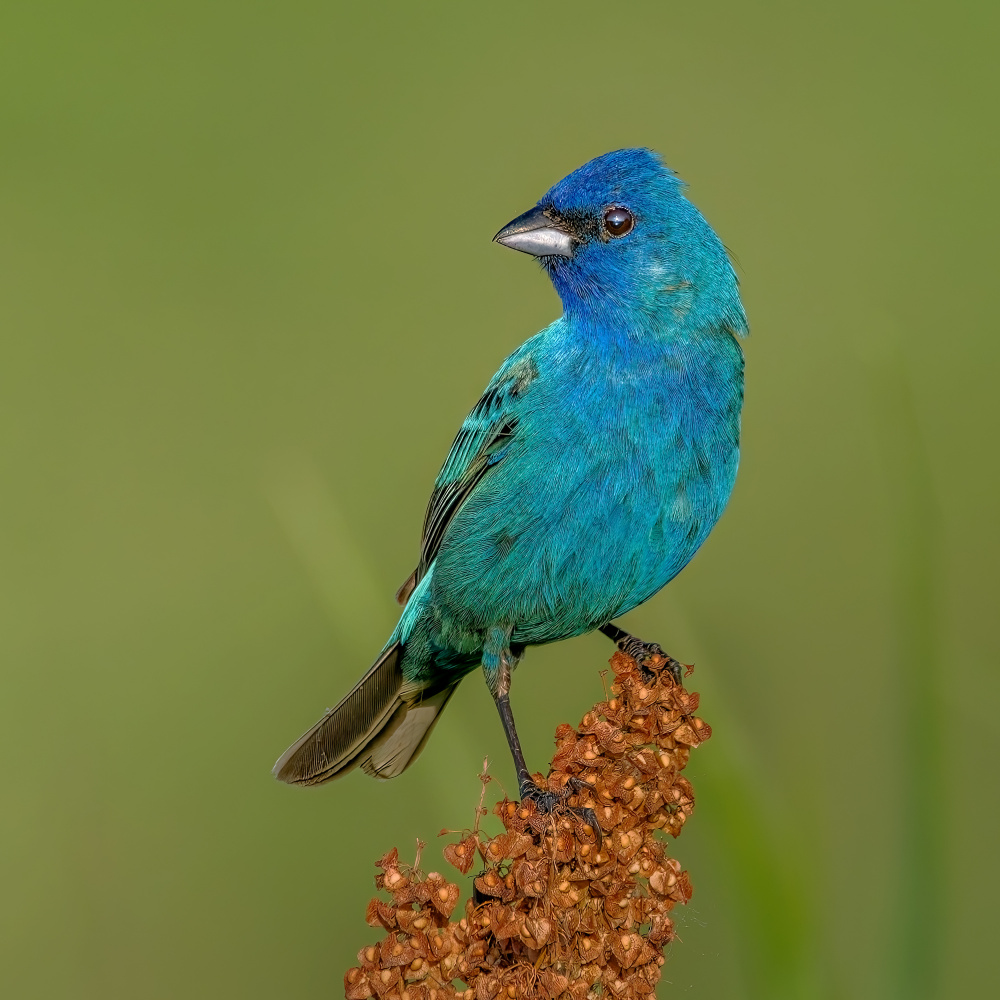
(493, 206, 574, 258)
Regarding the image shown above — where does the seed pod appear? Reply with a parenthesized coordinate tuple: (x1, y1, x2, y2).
(345, 969, 374, 1000)
(443, 836, 478, 875)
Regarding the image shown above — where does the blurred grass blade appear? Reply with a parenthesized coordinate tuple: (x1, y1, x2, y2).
(870, 359, 944, 1000)
(264, 452, 395, 659)
(689, 684, 830, 999)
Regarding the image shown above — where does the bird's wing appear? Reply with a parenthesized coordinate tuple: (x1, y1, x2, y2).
(395, 351, 538, 605)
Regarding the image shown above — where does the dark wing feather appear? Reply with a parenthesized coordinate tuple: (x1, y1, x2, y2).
(396, 355, 536, 604)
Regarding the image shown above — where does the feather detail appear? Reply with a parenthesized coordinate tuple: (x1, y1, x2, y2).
(360, 685, 459, 779)
(273, 643, 406, 786)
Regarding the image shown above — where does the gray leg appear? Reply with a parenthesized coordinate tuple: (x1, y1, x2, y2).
(481, 625, 533, 796)
(482, 625, 600, 839)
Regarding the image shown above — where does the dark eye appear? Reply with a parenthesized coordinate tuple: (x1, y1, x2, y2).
(603, 206, 634, 237)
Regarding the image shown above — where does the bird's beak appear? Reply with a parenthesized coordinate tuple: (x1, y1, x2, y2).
(493, 206, 574, 258)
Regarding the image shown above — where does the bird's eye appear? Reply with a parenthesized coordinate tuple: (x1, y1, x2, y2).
(603, 206, 634, 238)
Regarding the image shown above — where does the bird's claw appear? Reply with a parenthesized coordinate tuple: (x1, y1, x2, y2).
(614, 636, 683, 684)
(519, 776, 602, 848)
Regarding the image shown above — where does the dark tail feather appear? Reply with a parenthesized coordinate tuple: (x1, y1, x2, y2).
(273, 643, 457, 786)
(274, 643, 405, 786)
(360, 682, 458, 779)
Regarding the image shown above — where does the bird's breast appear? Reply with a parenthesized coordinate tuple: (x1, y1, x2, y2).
(431, 331, 743, 645)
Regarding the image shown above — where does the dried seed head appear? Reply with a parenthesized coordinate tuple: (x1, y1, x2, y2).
(345, 649, 709, 1000)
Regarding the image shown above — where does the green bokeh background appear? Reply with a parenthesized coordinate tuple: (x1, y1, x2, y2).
(2, 3, 997, 997)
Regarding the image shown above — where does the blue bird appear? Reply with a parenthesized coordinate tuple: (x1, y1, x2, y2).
(274, 149, 747, 811)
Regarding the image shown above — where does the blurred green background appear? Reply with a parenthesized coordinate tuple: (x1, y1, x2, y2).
(1, 2, 997, 997)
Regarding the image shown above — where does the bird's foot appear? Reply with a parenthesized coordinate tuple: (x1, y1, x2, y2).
(615, 635, 683, 684)
(599, 623, 684, 682)
(519, 775, 602, 847)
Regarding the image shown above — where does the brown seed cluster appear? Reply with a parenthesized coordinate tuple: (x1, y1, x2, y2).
(345, 650, 711, 1000)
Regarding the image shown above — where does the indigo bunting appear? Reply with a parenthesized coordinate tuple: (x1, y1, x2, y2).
(275, 149, 747, 810)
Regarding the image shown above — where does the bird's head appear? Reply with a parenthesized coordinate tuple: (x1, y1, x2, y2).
(495, 148, 747, 335)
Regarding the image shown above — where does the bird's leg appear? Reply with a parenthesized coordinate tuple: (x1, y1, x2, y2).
(481, 626, 537, 797)
(599, 622, 683, 683)
(482, 626, 600, 839)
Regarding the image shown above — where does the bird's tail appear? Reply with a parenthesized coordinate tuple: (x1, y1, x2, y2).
(272, 642, 458, 786)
